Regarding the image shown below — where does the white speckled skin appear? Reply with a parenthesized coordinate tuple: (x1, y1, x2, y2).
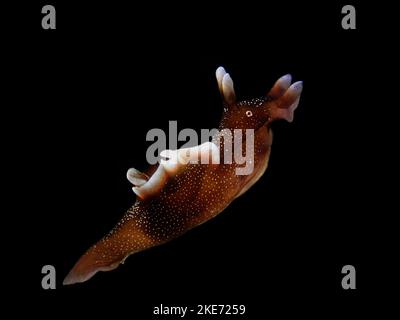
(63, 67, 303, 285)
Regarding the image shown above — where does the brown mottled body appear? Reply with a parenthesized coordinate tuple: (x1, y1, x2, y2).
(64, 67, 302, 285)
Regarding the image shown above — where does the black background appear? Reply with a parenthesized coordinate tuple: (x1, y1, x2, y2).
(6, 1, 398, 318)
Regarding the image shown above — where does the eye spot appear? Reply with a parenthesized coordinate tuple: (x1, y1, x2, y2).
(246, 110, 253, 117)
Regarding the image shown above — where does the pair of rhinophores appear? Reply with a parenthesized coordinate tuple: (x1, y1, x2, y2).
(63, 67, 303, 285)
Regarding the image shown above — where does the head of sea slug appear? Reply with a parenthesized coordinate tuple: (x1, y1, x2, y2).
(215, 66, 303, 131)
